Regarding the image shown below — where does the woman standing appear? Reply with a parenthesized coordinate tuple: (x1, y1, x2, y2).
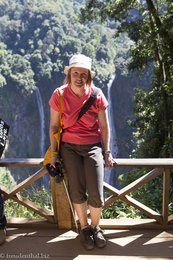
(49, 54, 114, 250)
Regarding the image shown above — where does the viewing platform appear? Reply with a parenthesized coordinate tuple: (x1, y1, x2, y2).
(0, 158, 173, 259)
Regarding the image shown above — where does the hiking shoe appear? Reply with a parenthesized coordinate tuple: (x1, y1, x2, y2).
(80, 227, 94, 250)
(92, 226, 107, 248)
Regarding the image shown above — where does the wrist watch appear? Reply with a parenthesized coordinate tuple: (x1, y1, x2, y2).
(104, 150, 111, 155)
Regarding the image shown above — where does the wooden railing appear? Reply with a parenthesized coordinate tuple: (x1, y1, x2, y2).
(0, 158, 173, 229)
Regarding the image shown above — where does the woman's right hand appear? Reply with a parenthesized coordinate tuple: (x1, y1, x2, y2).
(50, 154, 58, 168)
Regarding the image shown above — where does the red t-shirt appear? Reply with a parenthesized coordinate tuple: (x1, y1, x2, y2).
(49, 84, 108, 144)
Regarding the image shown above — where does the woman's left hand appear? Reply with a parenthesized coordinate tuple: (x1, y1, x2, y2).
(104, 152, 116, 168)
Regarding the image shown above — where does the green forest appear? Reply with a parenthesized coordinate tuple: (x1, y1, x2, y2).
(0, 0, 173, 219)
(82, 0, 173, 158)
(0, 0, 131, 158)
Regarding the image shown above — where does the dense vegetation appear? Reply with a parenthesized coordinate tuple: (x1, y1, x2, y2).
(0, 0, 132, 159)
(81, 0, 173, 158)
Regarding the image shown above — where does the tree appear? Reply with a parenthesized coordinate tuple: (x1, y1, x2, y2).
(81, 0, 173, 157)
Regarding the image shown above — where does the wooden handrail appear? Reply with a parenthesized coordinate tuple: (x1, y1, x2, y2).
(1, 157, 173, 166)
(113, 158, 173, 167)
(0, 158, 43, 167)
(0, 158, 173, 229)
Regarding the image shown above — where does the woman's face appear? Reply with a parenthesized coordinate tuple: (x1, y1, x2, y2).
(70, 67, 89, 88)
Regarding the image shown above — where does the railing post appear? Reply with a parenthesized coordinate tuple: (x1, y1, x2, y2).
(50, 177, 74, 229)
(162, 168, 171, 227)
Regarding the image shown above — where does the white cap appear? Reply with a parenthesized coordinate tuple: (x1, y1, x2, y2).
(64, 54, 95, 78)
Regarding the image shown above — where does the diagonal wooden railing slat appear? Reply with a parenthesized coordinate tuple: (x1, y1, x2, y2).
(10, 167, 47, 196)
(121, 195, 163, 223)
(1, 186, 54, 223)
(104, 182, 162, 223)
(0, 158, 173, 229)
(115, 168, 163, 199)
(0, 158, 74, 228)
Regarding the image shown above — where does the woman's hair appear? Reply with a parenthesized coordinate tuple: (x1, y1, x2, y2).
(63, 68, 92, 85)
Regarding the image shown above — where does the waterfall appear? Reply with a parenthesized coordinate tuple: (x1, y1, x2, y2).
(35, 87, 45, 157)
(107, 74, 118, 158)
(35, 87, 49, 188)
(104, 75, 118, 187)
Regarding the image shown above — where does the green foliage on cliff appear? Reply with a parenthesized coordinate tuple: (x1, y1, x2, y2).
(0, 0, 132, 162)
(0, 0, 119, 94)
(81, 0, 173, 158)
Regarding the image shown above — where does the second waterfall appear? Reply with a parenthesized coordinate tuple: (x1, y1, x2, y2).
(104, 75, 118, 187)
